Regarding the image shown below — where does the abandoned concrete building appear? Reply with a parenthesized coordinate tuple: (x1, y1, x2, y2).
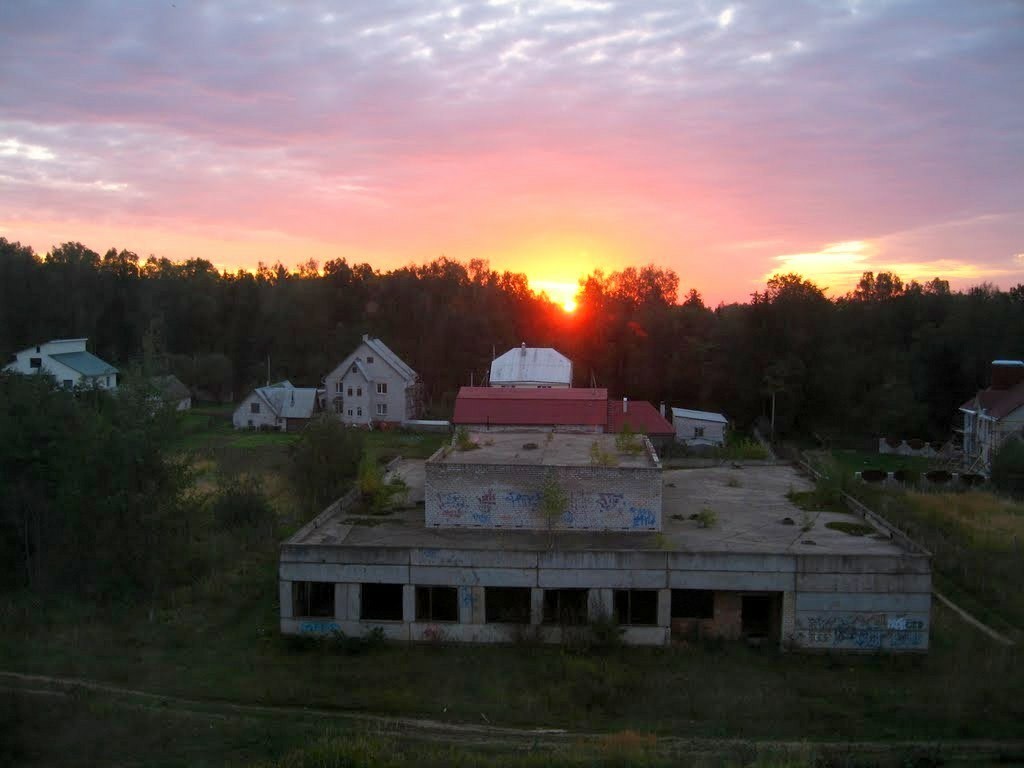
(280, 432, 930, 652)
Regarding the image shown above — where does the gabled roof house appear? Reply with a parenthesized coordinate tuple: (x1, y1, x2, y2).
(960, 360, 1024, 471)
(5, 338, 118, 390)
(323, 335, 421, 426)
(233, 380, 322, 432)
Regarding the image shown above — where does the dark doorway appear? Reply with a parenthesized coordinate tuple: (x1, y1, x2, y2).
(741, 594, 775, 640)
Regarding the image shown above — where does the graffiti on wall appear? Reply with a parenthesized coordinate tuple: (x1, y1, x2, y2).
(795, 613, 926, 650)
(299, 621, 340, 634)
(630, 507, 656, 528)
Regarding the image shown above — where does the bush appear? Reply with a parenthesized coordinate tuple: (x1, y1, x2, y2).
(288, 417, 364, 515)
(991, 436, 1024, 498)
(615, 425, 643, 455)
(210, 475, 274, 530)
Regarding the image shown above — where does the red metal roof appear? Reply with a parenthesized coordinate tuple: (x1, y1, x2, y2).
(607, 399, 675, 437)
(453, 388, 674, 436)
(960, 382, 1024, 420)
(453, 387, 609, 426)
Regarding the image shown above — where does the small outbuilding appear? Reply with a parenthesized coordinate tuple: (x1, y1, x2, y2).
(672, 407, 728, 447)
(150, 374, 192, 411)
(233, 380, 322, 431)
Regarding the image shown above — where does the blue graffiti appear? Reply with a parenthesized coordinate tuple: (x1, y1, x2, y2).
(505, 491, 540, 508)
(630, 507, 656, 527)
(299, 621, 340, 634)
(597, 493, 624, 512)
(471, 511, 492, 525)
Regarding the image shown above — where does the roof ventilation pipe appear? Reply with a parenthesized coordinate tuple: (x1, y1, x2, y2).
(623, 396, 628, 413)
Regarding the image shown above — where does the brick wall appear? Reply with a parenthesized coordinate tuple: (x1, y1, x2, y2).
(425, 461, 662, 531)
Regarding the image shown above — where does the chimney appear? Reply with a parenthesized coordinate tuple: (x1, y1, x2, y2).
(659, 401, 666, 418)
(520, 342, 526, 355)
(990, 360, 1024, 390)
(623, 396, 628, 413)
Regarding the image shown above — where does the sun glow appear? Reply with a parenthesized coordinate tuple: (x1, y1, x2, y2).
(530, 279, 580, 312)
(562, 298, 577, 313)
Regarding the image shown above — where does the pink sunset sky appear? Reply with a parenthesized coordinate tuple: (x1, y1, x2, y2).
(1, 0, 1022, 306)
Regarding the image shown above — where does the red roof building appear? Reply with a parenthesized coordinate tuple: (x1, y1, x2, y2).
(453, 387, 674, 442)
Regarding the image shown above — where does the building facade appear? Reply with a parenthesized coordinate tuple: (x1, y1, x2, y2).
(323, 335, 421, 426)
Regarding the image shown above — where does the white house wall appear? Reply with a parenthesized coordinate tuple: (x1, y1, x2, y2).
(324, 341, 413, 425)
(674, 416, 726, 446)
(233, 391, 280, 430)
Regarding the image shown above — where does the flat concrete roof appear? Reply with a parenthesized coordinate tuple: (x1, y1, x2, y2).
(286, 464, 910, 557)
(430, 431, 655, 469)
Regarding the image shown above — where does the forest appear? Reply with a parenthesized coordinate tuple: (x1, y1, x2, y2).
(2, 236, 1023, 442)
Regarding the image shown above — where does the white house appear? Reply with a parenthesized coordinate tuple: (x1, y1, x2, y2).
(233, 380, 322, 431)
(323, 335, 421, 426)
(5, 338, 118, 390)
(489, 344, 572, 388)
(672, 407, 728, 447)
(959, 360, 1024, 471)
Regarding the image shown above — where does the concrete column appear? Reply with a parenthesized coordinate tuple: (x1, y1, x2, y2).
(780, 591, 796, 650)
(347, 583, 361, 621)
(279, 580, 293, 619)
(403, 584, 416, 623)
(589, 588, 614, 621)
(458, 586, 474, 624)
(530, 588, 544, 625)
(471, 586, 486, 624)
(657, 589, 671, 628)
(334, 584, 348, 620)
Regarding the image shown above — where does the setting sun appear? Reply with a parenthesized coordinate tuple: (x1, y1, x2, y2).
(562, 298, 577, 313)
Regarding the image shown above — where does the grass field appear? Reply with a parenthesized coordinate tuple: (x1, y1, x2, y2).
(3, 431, 1023, 765)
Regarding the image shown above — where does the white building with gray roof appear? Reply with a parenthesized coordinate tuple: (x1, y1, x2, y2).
(5, 338, 118, 390)
(233, 380, 322, 431)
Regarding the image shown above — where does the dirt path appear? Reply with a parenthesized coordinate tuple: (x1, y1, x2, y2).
(4, 669, 1024, 761)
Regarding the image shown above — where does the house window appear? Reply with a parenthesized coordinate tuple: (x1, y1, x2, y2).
(351, 364, 357, 373)
(62, 380, 73, 389)
(671, 589, 714, 619)
(613, 589, 658, 626)
(333, 397, 343, 414)
(29, 357, 41, 368)
(251, 402, 260, 414)
(694, 426, 705, 438)
(356, 407, 362, 417)
(360, 583, 403, 621)
(347, 409, 353, 417)
(105, 376, 110, 387)
(347, 387, 353, 397)
(415, 586, 458, 622)
(336, 381, 342, 393)
(485, 587, 531, 624)
(293, 581, 334, 618)
(543, 589, 588, 625)
(356, 387, 362, 397)
(376, 403, 387, 416)
(367, 356, 374, 364)
(376, 382, 388, 395)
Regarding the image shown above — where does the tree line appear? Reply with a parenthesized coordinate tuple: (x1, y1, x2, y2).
(3, 236, 1023, 441)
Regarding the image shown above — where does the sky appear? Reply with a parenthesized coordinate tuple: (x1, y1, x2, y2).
(1, 1, 1022, 306)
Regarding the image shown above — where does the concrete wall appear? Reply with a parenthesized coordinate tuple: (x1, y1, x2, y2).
(279, 546, 930, 651)
(424, 461, 662, 531)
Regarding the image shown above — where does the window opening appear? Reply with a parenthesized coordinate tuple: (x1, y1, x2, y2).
(485, 587, 531, 623)
(360, 583, 403, 621)
(415, 586, 458, 622)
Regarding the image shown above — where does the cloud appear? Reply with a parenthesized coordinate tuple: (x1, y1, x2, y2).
(0, 0, 1022, 302)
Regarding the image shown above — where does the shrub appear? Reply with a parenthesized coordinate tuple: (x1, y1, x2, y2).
(991, 436, 1024, 498)
(453, 426, 479, 452)
(210, 475, 274, 530)
(695, 507, 717, 528)
(288, 416, 365, 515)
(615, 425, 643, 455)
(589, 441, 618, 467)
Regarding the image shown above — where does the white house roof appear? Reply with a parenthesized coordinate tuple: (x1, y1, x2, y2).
(363, 335, 417, 382)
(490, 346, 572, 385)
(671, 407, 728, 424)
